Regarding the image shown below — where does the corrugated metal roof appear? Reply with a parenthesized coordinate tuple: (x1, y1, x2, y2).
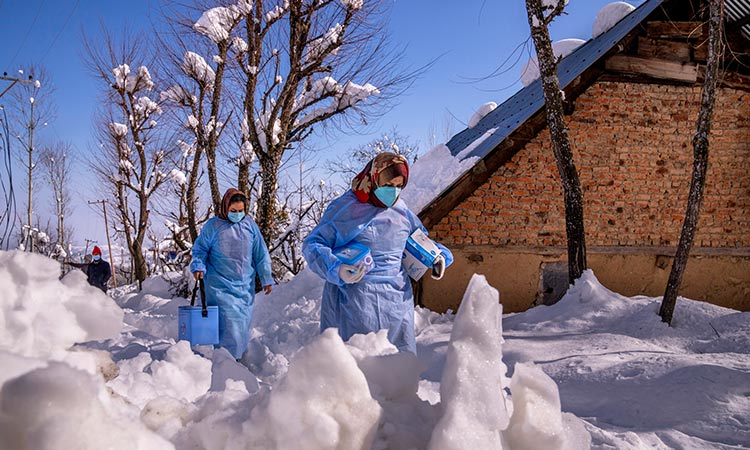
(446, 0, 665, 161)
(726, 0, 750, 39)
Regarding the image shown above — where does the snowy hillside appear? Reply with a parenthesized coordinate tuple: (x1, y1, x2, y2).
(0, 250, 748, 449)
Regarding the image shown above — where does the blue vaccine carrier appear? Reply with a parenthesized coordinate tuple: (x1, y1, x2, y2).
(333, 243, 375, 273)
(402, 229, 442, 281)
(178, 279, 219, 345)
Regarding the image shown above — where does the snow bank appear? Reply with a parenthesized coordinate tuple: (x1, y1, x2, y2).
(505, 363, 591, 450)
(236, 329, 382, 450)
(593, 2, 635, 38)
(108, 341, 212, 409)
(520, 39, 586, 87)
(429, 274, 509, 450)
(0, 362, 173, 450)
(0, 251, 123, 360)
(401, 144, 479, 214)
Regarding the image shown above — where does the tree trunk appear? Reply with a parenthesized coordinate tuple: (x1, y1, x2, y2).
(205, 42, 230, 216)
(186, 156, 201, 242)
(256, 154, 282, 244)
(659, 0, 723, 325)
(526, 0, 587, 283)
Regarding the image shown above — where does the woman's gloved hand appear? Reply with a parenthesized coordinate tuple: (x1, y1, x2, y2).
(339, 264, 366, 284)
(431, 255, 446, 280)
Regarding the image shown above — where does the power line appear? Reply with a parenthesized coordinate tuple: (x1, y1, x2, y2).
(39, 0, 81, 63)
(7, 0, 47, 70)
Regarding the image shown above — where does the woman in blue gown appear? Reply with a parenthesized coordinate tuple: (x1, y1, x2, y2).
(190, 188, 274, 359)
(303, 153, 453, 353)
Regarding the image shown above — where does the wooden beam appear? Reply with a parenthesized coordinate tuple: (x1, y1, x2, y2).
(605, 55, 698, 83)
(693, 41, 708, 62)
(637, 36, 692, 62)
(647, 21, 707, 40)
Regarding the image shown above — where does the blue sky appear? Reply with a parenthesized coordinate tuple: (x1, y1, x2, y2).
(0, 0, 643, 252)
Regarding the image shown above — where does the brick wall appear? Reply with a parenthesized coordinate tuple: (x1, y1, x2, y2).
(431, 80, 750, 249)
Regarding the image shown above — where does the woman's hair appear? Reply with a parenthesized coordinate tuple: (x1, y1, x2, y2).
(378, 164, 406, 186)
(229, 193, 247, 208)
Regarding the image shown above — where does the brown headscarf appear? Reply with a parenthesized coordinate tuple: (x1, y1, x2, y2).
(351, 152, 409, 208)
(218, 188, 247, 220)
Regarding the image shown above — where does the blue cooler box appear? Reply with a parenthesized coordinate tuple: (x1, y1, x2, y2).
(178, 305, 219, 345)
(178, 279, 219, 345)
(333, 243, 375, 273)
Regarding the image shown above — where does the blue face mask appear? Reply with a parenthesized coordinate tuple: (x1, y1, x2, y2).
(374, 186, 401, 208)
(227, 211, 245, 223)
(93, 255, 101, 261)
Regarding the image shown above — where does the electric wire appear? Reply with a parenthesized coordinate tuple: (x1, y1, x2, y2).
(0, 107, 17, 249)
(39, 0, 81, 63)
(7, 0, 47, 70)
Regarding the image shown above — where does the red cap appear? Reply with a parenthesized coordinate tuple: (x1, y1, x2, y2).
(92, 246, 102, 256)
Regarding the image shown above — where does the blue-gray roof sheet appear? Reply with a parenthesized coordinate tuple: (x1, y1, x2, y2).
(446, 0, 665, 161)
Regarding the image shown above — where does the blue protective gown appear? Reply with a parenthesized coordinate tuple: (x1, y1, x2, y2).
(302, 190, 453, 353)
(190, 216, 273, 359)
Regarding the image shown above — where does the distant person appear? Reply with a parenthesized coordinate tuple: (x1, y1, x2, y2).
(302, 152, 454, 354)
(86, 246, 112, 293)
(190, 188, 274, 360)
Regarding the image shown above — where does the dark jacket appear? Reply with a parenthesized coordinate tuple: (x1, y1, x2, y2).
(86, 260, 112, 292)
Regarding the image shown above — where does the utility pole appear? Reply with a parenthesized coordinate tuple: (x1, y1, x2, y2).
(27, 97, 35, 253)
(84, 238, 95, 256)
(88, 199, 117, 288)
(0, 74, 33, 99)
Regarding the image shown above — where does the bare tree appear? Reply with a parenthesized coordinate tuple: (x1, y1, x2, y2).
(271, 172, 340, 278)
(9, 66, 55, 252)
(84, 31, 173, 287)
(525, 0, 587, 283)
(40, 142, 73, 256)
(426, 111, 456, 150)
(327, 127, 420, 181)
(158, 138, 212, 262)
(659, 0, 724, 325)
(182, 0, 408, 244)
(158, 4, 241, 242)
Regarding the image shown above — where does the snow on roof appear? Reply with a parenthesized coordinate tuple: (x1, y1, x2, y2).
(410, 0, 663, 219)
(593, 2, 636, 38)
(520, 38, 586, 87)
(445, 0, 663, 163)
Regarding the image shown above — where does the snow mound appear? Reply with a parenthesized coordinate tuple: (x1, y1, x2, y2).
(505, 363, 591, 450)
(0, 251, 123, 359)
(429, 274, 509, 449)
(237, 328, 382, 450)
(0, 362, 173, 450)
(468, 102, 497, 128)
(593, 2, 635, 38)
(520, 39, 586, 87)
(108, 341, 212, 409)
(401, 144, 479, 214)
(245, 268, 324, 382)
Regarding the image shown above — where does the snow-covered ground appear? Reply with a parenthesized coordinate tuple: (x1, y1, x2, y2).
(0, 250, 748, 449)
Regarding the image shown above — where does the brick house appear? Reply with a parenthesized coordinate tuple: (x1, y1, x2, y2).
(418, 0, 750, 313)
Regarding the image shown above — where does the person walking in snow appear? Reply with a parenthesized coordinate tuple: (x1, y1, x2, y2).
(86, 246, 112, 293)
(190, 188, 274, 360)
(302, 152, 453, 354)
